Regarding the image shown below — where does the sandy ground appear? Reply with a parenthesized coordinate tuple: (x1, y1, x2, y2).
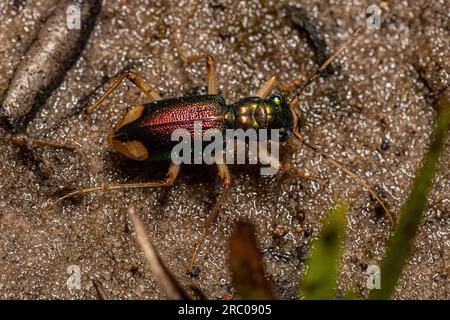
(0, 0, 449, 299)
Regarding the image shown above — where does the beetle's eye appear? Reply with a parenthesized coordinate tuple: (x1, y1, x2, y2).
(273, 96, 281, 106)
(270, 93, 284, 106)
(279, 127, 291, 140)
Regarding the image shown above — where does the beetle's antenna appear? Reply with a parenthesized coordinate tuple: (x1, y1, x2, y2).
(292, 130, 395, 225)
(286, 26, 394, 225)
(288, 26, 362, 104)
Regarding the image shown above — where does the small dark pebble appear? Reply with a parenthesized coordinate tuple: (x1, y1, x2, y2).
(380, 136, 390, 150)
(371, 184, 389, 218)
(209, 0, 225, 11)
(188, 266, 201, 278)
(359, 263, 368, 272)
(294, 209, 305, 223)
(219, 30, 232, 40)
(124, 220, 131, 233)
(12, 0, 27, 8)
(129, 265, 139, 275)
(303, 226, 313, 238)
(295, 244, 310, 261)
(184, 86, 208, 96)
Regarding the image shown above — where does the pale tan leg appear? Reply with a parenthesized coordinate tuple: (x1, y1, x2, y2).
(205, 55, 217, 94)
(277, 64, 306, 94)
(255, 75, 279, 99)
(45, 162, 180, 211)
(19, 72, 161, 151)
(10, 72, 158, 152)
(86, 71, 161, 113)
(173, 38, 217, 94)
(188, 161, 231, 273)
(289, 96, 301, 133)
(11, 135, 76, 151)
(258, 144, 312, 180)
(185, 54, 217, 94)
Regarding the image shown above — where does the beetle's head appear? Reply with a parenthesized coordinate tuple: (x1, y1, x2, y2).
(107, 105, 149, 161)
(265, 93, 295, 141)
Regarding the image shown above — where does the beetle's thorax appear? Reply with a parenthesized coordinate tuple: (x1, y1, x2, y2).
(224, 94, 294, 141)
(224, 97, 267, 130)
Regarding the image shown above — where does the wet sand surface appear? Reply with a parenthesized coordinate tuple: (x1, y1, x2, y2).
(0, 0, 448, 299)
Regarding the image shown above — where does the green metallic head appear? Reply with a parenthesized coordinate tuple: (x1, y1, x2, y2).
(225, 93, 294, 142)
(265, 93, 294, 141)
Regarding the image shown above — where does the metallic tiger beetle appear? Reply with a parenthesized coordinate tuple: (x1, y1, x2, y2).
(36, 26, 392, 273)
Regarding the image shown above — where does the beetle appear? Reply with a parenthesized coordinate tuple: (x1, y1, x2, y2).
(40, 26, 392, 272)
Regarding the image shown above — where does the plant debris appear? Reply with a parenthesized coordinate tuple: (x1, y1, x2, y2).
(0, 0, 101, 131)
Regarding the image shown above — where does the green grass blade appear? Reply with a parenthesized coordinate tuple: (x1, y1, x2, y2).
(301, 200, 348, 300)
(369, 106, 450, 299)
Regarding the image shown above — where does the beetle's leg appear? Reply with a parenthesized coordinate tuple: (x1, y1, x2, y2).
(45, 162, 180, 211)
(277, 64, 307, 94)
(187, 55, 217, 94)
(183, 54, 217, 94)
(188, 160, 231, 273)
(10, 73, 159, 152)
(86, 71, 161, 113)
(289, 95, 302, 133)
(258, 143, 313, 180)
(256, 75, 279, 99)
(11, 135, 76, 151)
(173, 39, 217, 94)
